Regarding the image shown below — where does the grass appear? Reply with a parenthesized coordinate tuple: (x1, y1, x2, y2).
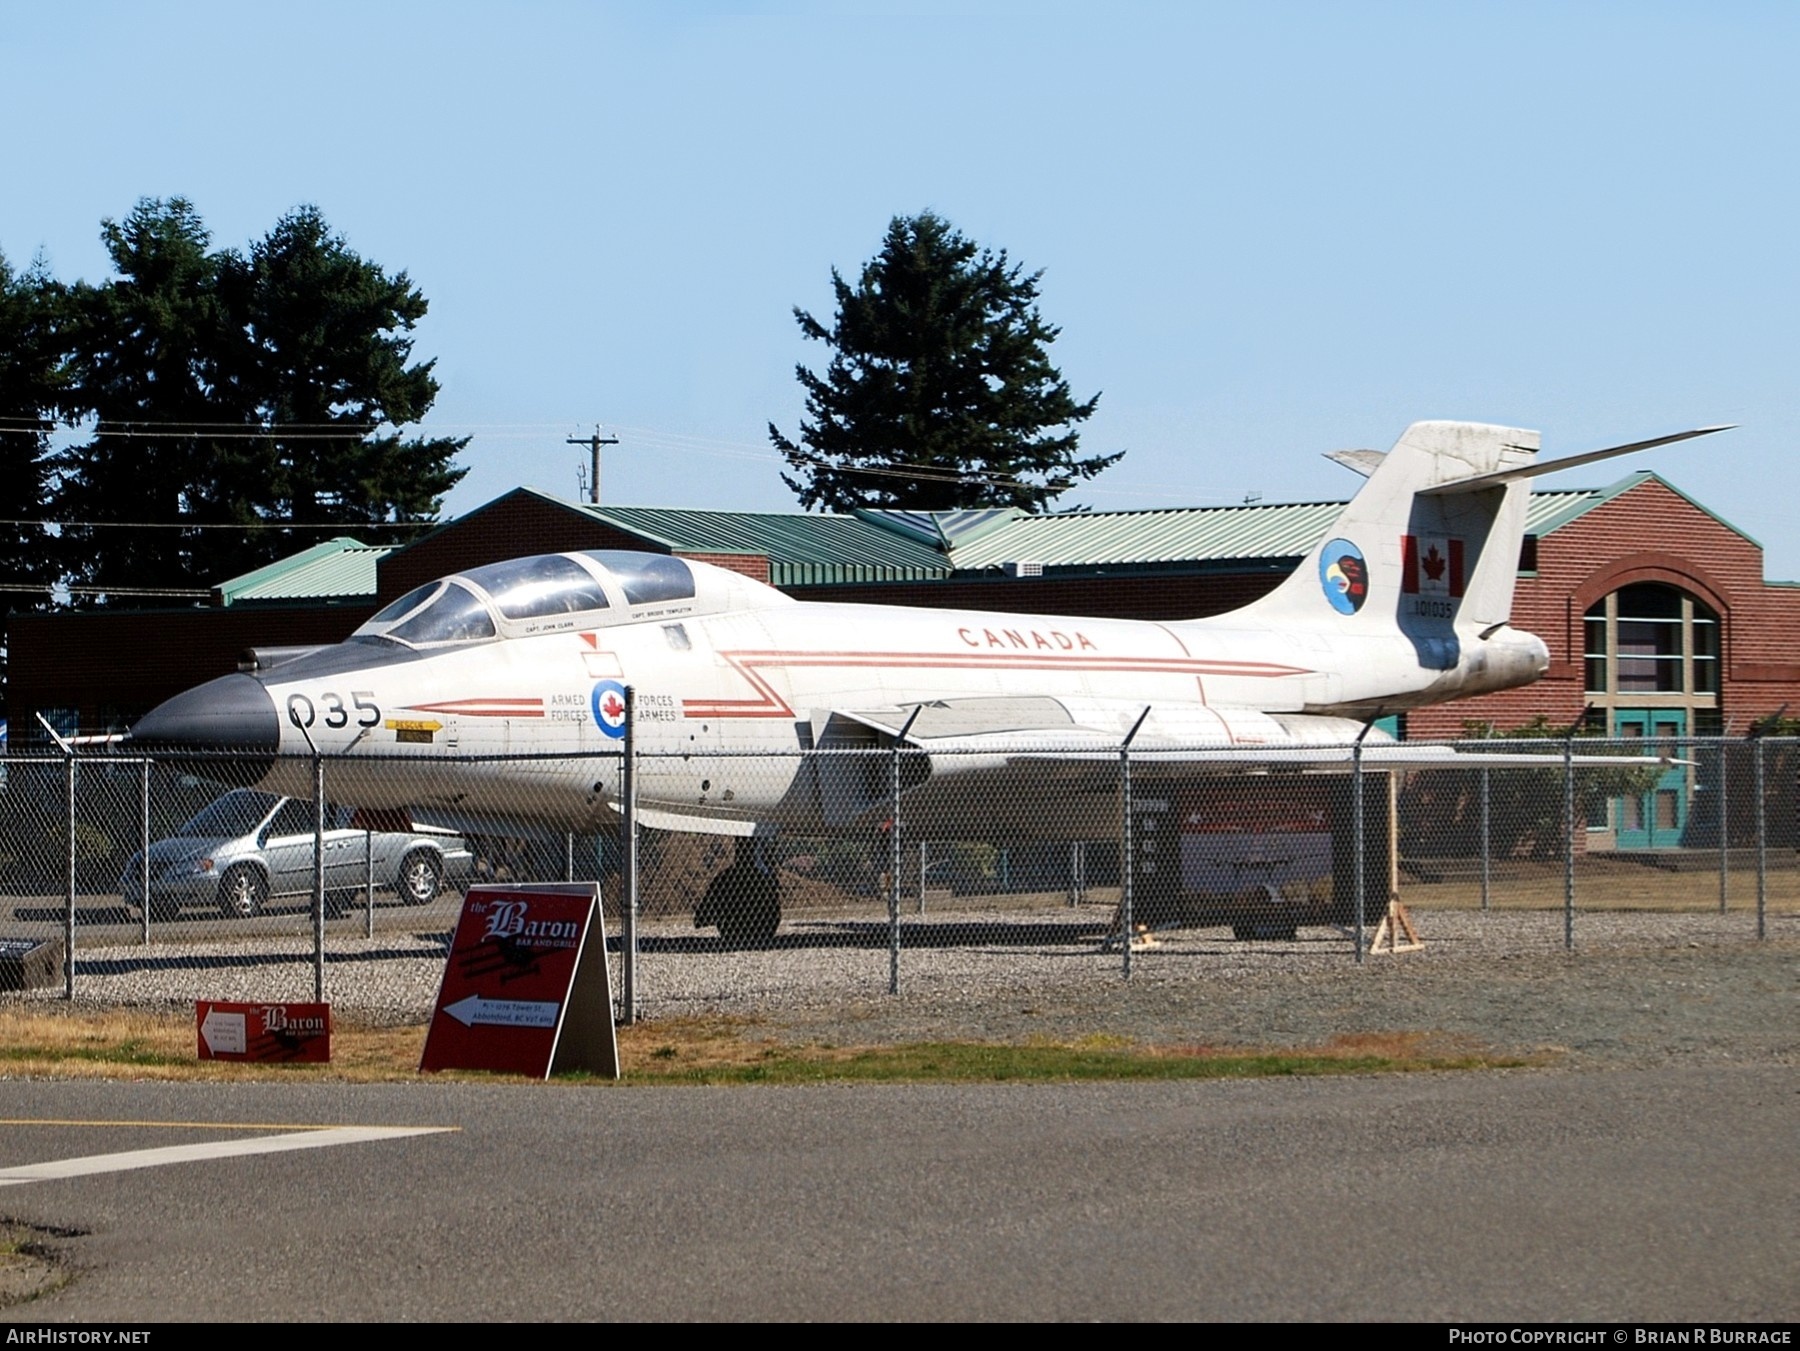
(594, 1023, 1532, 1083)
(0, 1006, 428, 1082)
(0, 1006, 1540, 1084)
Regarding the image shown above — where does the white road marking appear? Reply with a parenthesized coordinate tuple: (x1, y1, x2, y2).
(0, 1125, 456, 1187)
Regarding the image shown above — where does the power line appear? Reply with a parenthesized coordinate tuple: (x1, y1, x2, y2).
(613, 426, 1077, 491)
(0, 582, 211, 598)
(7, 413, 1093, 492)
(0, 416, 382, 431)
(0, 517, 440, 531)
(5, 412, 1249, 506)
(0, 417, 463, 442)
(0, 417, 584, 432)
(611, 423, 1236, 503)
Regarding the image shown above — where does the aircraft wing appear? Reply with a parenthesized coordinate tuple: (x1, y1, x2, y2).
(808, 698, 1662, 836)
(822, 697, 1660, 768)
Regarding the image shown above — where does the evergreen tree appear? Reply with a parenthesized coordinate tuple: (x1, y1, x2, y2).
(770, 212, 1119, 512)
(53, 198, 237, 600)
(51, 198, 467, 602)
(0, 251, 65, 713)
(219, 205, 466, 571)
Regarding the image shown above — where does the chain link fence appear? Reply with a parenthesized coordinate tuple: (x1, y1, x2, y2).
(1, 733, 1791, 1018)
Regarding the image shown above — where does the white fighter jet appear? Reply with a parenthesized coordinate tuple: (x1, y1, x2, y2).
(130, 420, 1724, 941)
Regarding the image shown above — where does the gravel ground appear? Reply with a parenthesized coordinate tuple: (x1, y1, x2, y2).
(13, 906, 1796, 1070)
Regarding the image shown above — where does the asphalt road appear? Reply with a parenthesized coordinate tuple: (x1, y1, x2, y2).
(2, 1065, 1792, 1322)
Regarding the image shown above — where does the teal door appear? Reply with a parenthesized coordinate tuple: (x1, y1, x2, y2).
(1613, 709, 1687, 848)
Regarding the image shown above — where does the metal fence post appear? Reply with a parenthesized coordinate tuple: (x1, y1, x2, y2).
(1754, 735, 1766, 941)
(1479, 765, 1491, 913)
(312, 754, 326, 1003)
(1563, 736, 1576, 951)
(63, 747, 75, 1000)
(1718, 738, 1729, 914)
(621, 687, 639, 1024)
(364, 828, 375, 939)
(1352, 737, 1365, 963)
(889, 706, 921, 996)
(1119, 707, 1150, 978)
(138, 757, 152, 944)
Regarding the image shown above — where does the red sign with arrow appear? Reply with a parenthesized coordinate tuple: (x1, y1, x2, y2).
(196, 1001, 331, 1063)
(421, 883, 617, 1079)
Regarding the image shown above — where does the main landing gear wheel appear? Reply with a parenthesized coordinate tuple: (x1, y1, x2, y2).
(698, 838, 781, 948)
(216, 864, 269, 920)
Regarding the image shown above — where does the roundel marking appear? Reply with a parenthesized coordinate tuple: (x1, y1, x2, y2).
(1318, 538, 1369, 615)
(591, 680, 629, 739)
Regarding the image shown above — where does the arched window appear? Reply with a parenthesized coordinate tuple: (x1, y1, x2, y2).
(1584, 583, 1718, 704)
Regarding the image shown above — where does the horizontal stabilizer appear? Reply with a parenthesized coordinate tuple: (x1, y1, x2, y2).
(1324, 448, 1385, 478)
(1419, 426, 1734, 496)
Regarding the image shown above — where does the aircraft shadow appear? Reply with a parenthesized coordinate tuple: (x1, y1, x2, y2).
(15, 905, 137, 925)
(618, 918, 1117, 954)
(71, 944, 452, 974)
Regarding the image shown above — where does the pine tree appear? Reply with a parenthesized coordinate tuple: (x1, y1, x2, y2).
(50, 198, 467, 602)
(220, 206, 466, 570)
(0, 251, 65, 713)
(53, 198, 239, 599)
(770, 212, 1119, 512)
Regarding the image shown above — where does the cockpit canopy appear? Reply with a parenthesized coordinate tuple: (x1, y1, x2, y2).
(352, 550, 789, 650)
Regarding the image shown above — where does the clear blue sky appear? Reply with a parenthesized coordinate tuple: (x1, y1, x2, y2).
(4, 2, 1795, 573)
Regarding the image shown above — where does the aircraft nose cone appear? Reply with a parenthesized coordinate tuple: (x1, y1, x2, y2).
(131, 673, 280, 752)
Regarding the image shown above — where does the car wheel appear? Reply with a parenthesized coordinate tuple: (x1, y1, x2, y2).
(397, 850, 442, 905)
(216, 864, 268, 920)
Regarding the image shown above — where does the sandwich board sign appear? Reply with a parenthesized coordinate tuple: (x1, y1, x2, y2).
(421, 883, 617, 1079)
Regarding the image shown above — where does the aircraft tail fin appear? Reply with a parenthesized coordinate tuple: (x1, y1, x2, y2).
(1240, 420, 1539, 635)
(1236, 420, 1731, 641)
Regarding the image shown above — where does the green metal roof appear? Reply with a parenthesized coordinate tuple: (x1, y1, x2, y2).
(944, 501, 1349, 572)
(577, 484, 1672, 583)
(583, 505, 951, 586)
(936, 486, 1615, 574)
(212, 537, 394, 606)
(1523, 486, 1605, 534)
(245, 475, 1729, 604)
(853, 507, 1024, 550)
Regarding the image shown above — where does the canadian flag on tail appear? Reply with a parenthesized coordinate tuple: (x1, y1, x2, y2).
(1402, 535, 1464, 596)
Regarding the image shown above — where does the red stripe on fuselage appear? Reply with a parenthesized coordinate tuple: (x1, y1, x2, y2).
(680, 649, 1310, 719)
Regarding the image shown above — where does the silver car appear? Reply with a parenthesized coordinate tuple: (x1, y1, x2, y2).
(120, 789, 471, 919)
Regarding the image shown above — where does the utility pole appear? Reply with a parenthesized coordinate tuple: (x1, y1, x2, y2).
(566, 425, 621, 505)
